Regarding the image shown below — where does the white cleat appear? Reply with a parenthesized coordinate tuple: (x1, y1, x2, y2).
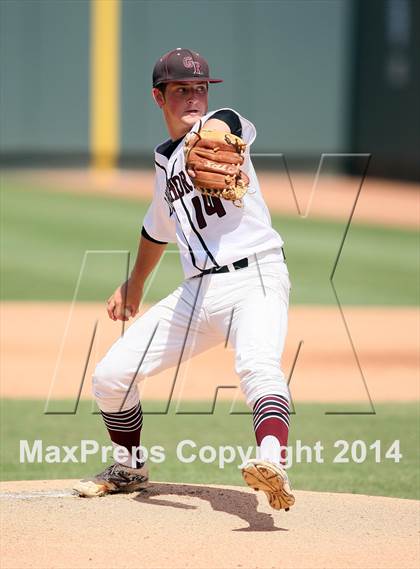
(242, 459, 295, 511)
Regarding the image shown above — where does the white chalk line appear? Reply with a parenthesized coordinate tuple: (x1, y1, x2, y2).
(0, 490, 74, 500)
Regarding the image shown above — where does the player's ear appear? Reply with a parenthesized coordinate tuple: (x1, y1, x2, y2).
(152, 88, 165, 108)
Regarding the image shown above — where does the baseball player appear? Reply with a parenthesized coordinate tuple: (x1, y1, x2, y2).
(74, 48, 295, 511)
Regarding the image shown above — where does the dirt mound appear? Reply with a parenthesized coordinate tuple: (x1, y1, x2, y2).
(1, 479, 418, 569)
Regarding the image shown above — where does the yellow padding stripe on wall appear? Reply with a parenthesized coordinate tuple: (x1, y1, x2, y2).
(90, 0, 120, 169)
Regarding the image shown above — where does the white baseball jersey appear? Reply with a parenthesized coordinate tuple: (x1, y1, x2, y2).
(143, 108, 284, 279)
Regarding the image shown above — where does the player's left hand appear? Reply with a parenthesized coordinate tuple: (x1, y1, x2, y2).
(184, 129, 249, 206)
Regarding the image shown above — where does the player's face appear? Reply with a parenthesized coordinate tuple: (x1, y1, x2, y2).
(156, 81, 209, 137)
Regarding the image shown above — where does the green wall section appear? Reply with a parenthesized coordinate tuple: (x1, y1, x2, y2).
(352, 0, 420, 180)
(2, 0, 418, 179)
(121, 0, 353, 154)
(1, 0, 352, 158)
(0, 0, 90, 153)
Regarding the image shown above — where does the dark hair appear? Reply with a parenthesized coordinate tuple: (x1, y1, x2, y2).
(155, 83, 167, 95)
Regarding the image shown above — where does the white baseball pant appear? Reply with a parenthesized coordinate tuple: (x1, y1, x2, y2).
(93, 248, 291, 413)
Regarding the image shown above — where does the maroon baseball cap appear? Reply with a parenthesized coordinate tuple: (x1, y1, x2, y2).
(152, 48, 223, 87)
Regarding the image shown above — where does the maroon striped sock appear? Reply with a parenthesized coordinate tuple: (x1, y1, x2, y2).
(100, 402, 144, 468)
(253, 395, 290, 463)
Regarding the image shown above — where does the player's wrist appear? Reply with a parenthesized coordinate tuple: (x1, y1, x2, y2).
(128, 270, 146, 288)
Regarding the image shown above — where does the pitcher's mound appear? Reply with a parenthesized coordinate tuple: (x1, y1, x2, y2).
(1, 479, 418, 569)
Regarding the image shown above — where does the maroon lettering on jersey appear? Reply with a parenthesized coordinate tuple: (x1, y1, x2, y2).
(166, 179, 178, 202)
(166, 171, 194, 204)
(179, 171, 194, 193)
(172, 175, 184, 198)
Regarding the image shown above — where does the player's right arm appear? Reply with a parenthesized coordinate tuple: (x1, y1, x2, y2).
(107, 160, 176, 322)
(106, 233, 167, 321)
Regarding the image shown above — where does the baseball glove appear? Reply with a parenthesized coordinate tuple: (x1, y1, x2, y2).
(184, 129, 249, 207)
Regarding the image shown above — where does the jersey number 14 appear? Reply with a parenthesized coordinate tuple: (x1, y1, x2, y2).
(191, 195, 227, 229)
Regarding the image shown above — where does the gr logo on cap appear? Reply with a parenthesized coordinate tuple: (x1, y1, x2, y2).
(152, 48, 223, 87)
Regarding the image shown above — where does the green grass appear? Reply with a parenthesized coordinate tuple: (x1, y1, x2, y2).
(1, 399, 418, 500)
(0, 181, 183, 302)
(1, 181, 418, 304)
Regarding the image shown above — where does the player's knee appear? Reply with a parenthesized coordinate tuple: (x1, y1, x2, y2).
(236, 357, 289, 407)
(92, 359, 134, 402)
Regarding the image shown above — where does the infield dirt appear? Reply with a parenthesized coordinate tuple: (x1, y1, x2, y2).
(1, 479, 419, 569)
